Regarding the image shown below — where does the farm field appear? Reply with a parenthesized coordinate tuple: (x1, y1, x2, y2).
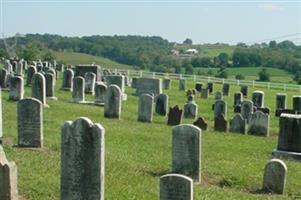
(2, 74, 301, 200)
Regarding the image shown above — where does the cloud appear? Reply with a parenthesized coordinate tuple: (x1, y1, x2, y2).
(258, 4, 285, 12)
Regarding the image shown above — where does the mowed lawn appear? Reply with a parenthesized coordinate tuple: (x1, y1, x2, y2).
(2, 74, 301, 200)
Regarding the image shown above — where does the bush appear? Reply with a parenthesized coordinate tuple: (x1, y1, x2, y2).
(258, 68, 270, 82)
(215, 70, 228, 78)
(235, 74, 245, 80)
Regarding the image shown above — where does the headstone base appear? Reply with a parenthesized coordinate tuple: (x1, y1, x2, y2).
(47, 97, 58, 100)
(272, 149, 301, 161)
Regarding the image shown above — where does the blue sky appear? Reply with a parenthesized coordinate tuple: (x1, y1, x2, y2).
(0, 0, 300, 44)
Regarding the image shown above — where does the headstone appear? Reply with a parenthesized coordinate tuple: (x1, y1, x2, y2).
(105, 75, 126, 100)
(229, 113, 246, 134)
(222, 83, 230, 96)
(201, 89, 209, 99)
(155, 94, 168, 116)
(0, 146, 18, 200)
(72, 76, 85, 103)
(163, 79, 171, 90)
(136, 78, 162, 96)
(262, 159, 287, 194)
(186, 90, 193, 97)
(84, 72, 96, 95)
(252, 91, 264, 108)
(31, 73, 46, 105)
(17, 98, 43, 147)
(61, 69, 74, 91)
(214, 100, 227, 119)
(207, 82, 213, 93)
(61, 117, 105, 200)
(257, 107, 270, 115)
(193, 117, 208, 131)
(94, 83, 107, 105)
(160, 174, 193, 200)
(179, 79, 186, 91)
(215, 92, 222, 100)
(272, 114, 301, 160)
(45, 73, 57, 99)
(104, 85, 122, 119)
(214, 114, 227, 132)
(240, 85, 248, 97)
(15, 61, 23, 76)
(167, 106, 183, 126)
(75, 65, 101, 82)
(138, 94, 154, 122)
(0, 68, 8, 89)
(195, 82, 202, 92)
(184, 95, 198, 119)
(248, 111, 269, 136)
(172, 124, 201, 182)
(241, 100, 254, 122)
(293, 96, 301, 113)
(9, 76, 24, 101)
(275, 93, 287, 117)
(234, 92, 243, 107)
(26, 66, 36, 85)
(131, 77, 138, 88)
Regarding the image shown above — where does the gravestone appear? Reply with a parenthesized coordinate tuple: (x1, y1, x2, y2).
(94, 83, 107, 105)
(17, 98, 43, 147)
(214, 114, 227, 132)
(15, 61, 23, 76)
(293, 96, 301, 113)
(138, 94, 154, 122)
(184, 95, 198, 119)
(167, 105, 183, 126)
(179, 79, 186, 91)
(215, 92, 222, 100)
(262, 159, 287, 194)
(160, 174, 193, 200)
(201, 89, 209, 99)
(214, 100, 227, 119)
(0, 68, 8, 89)
(136, 78, 162, 96)
(131, 77, 138, 88)
(272, 114, 301, 160)
(155, 94, 168, 116)
(104, 85, 122, 119)
(163, 79, 171, 90)
(75, 65, 102, 81)
(193, 117, 208, 131)
(172, 124, 201, 182)
(61, 69, 74, 91)
(186, 90, 193, 97)
(252, 91, 264, 108)
(26, 66, 36, 85)
(195, 82, 202, 92)
(241, 100, 254, 123)
(240, 85, 248, 97)
(222, 83, 230, 96)
(9, 76, 24, 101)
(72, 76, 85, 103)
(248, 111, 270, 136)
(275, 93, 287, 117)
(84, 72, 96, 95)
(45, 73, 57, 100)
(31, 73, 46, 105)
(234, 92, 243, 107)
(0, 146, 18, 200)
(207, 82, 213, 93)
(257, 107, 270, 115)
(229, 113, 246, 134)
(61, 117, 105, 200)
(105, 75, 126, 100)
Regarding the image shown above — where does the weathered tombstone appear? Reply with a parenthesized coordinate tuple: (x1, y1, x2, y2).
(105, 75, 126, 100)
(167, 105, 183, 126)
(293, 96, 301, 113)
(26, 66, 36, 85)
(15, 61, 23, 76)
(155, 94, 168, 116)
(275, 93, 287, 117)
(163, 78, 171, 90)
(104, 85, 122, 119)
(207, 82, 213, 93)
(179, 78, 186, 91)
(45, 73, 57, 100)
(195, 82, 202, 92)
(240, 85, 248, 97)
(0, 146, 18, 200)
(229, 113, 246, 134)
(138, 94, 154, 122)
(186, 89, 193, 97)
(201, 88, 209, 99)
(172, 124, 201, 182)
(131, 77, 138, 88)
(94, 83, 107, 105)
(234, 92, 243, 107)
(0, 68, 8, 89)
(241, 100, 254, 123)
(84, 72, 96, 95)
(214, 114, 228, 132)
(215, 91, 222, 100)
(184, 95, 198, 119)
(17, 98, 43, 147)
(61, 117, 105, 200)
(160, 174, 193, 200)
(193, 117, 208, 131)
(262, 159, 287, 194)
(272, 114, 301, 160)
(9, 76, 24, 101)
(248, 111, 270, 136)
(191, 89, 197, 95)
(214, 100, 227, 119)
(61, 69, 74, 91)
(31, 73, 46, 105)
(6, 74, 13, 89)
(136, 78, 162, 96)
(74, 65, 102, 81)
(222, 83, 230, 96)
(257, 107, 270, 115)
(252, 91, 264, 108)
(72, 76, 85, 103)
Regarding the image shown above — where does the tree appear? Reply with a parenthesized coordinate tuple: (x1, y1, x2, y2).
(183, 38, 193, 45)
(258, 68, 270, 81)
(235, 74, 245, 80)
(21, 44, 39, 61)
(216, 52, 229, 68)
(42, 50, 56, 61)
(215, 69, 228, 78)
(269, 40, 277, 48)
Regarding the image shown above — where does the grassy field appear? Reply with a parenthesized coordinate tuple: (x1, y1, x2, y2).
(2, 74, 301, 200)
(54, 51, 133, 69)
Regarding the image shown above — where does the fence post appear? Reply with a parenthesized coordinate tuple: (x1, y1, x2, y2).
(284, 84, 286, 91)
(180, 74, 183, 79)
(207, 77, 210, 82)
(237, 80, 240, 86)
(268, 83, 270, 89)
(252, 80, 255, 88)
(140, 71, 142, 77)
(193, 75, 196, 82)
(115, 68, 118, 74)
(152, 72, 155, 78)
(127, 70, 130, 77)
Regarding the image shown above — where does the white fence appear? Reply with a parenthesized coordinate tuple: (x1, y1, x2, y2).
(106, 68, 301, 92)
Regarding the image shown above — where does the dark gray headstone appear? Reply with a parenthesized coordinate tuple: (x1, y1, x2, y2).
(163, 79, 171, 90)
(222, 83, 230, 96)
(241, 100, 254, 123)
(240, 85, 248, 97)
(195, 82, 202, 92)
(94, 83, 107, 105)
(31, 73, 46, 105)
(179, 79, 186, 91)
(155, 94, 168, 116)
(72, 76, 85, 103)
(9, 76, 24, 101)
(214, 100, 227, 119)
(45, 73, 56, 99)
(193, 117, 208, 131)
(62, 69, 74, 91)
(26, 66, 36, 85)
(75, 65, 101, 81)
(167, 106, 183, 126)
(138, 94, 154, 122)
(293, 96, 301, 112)
(207, 82, 213, 93)
(252, 91, 264, 108)
(214, 114, 227, 132)
(234, 92, 243, 107)
(0, 68, 9, 89)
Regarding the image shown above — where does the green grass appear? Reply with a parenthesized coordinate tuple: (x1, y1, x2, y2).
(54, 51, 133, 69)
(2, 75, 301, 199)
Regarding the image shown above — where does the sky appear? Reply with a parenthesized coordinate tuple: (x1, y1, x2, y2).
(0, 0, 301, 44)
